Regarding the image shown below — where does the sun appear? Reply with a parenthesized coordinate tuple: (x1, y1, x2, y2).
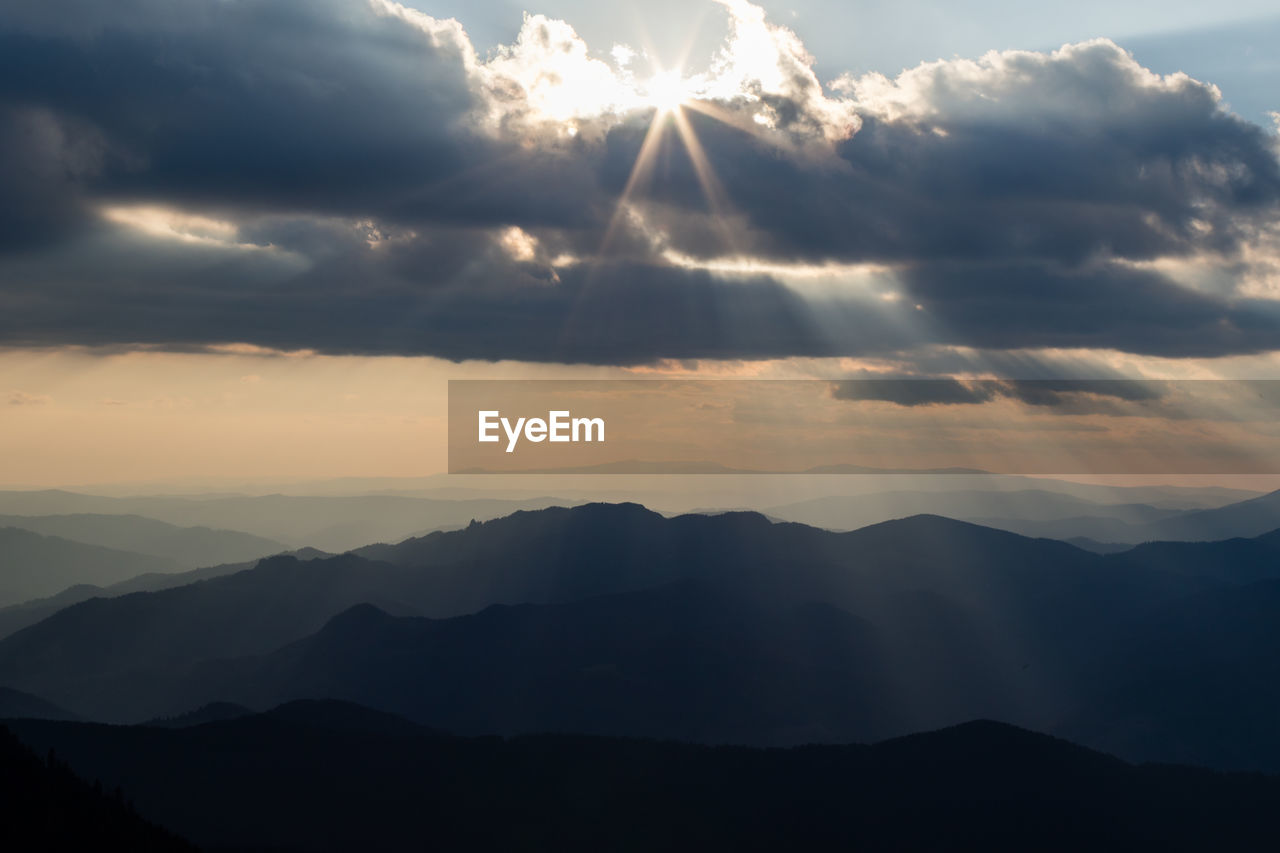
(595, 60, 742, 259)
(643, 69, 692, 114)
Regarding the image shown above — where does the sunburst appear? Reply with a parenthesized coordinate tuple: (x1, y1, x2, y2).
(642, 69, 694, 115)
(595, 37, 789, 263)
(597, 66, 753, 260)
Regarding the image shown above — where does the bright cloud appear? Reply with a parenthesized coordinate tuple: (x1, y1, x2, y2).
(370, 0, 857, 145)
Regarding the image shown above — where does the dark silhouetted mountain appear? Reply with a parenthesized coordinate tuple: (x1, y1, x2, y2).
(144, 702, 252, 729)
(0, 527, 177, 606)
(353, 504, 1186, 621)
(0, 505, 1210, 725)
(6, 710, 1280, 852)
(101, 546, 331, 597)
(0, 513, 286, 568)
(1059, 577, 1280, 771)
(189, 586, 902, 744)
(179, 558, 1280, 768)
(11, 503, 1280, 769)
(145, 699, 426, 735)
(0, 723, 194, 851)
(255, 698, 439, 737)
(0, 686, 79, 721)
(1065, 536, 1133, 554)
(146, 696, 433, 737)
(1110, 529, 1280, 582)
(0, 546, 332, 641)
(0, 586, 103, 643)
(0, 553, 427, 719)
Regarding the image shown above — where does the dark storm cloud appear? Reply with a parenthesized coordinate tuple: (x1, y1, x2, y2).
(998, 379, 1169, 408)
(0, 0, 1278, 363)
(0, 217, 852, 363)
(0, 105, 103, 250)
(830, 378, 1169, 409)
(0, 0, 484, 221)
(829, 379, 999, 407)
(900, 261, 1280, 357)
(6, 212, 1274, 363)
(829, 377, 1179, 419)
(0, 0, 639, 243)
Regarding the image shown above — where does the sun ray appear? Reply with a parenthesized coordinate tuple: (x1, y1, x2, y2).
(670, 106, 740, 256)
(595, 108, 671, 258)
(566, 8, 774, 352)
(681, 98, 781, 148)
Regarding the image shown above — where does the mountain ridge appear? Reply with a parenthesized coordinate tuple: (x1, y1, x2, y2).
(7, 706, 1279, 852)
(1, 502, 1276, 769)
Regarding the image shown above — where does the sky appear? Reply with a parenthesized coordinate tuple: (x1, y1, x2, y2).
(1, 0, 1279, 486)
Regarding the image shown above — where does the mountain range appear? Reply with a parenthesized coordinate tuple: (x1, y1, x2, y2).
(0, 513, 286, 567)
(0, 722, 194, 851)
(0, 528, 178, 606)
(3, 487, 1280, 853)
(770, 487, 1280, 545)
(5, 702, 1279, 852)
(0, 506, 1187, 719)
(0, 491, 581, 552)
(2, 502, 1279, 770)
(0, 547, 331, 641)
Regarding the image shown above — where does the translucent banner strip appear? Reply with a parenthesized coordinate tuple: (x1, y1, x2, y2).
(448, 380, 1280, 474)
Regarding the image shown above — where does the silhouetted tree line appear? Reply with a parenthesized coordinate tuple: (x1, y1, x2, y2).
(0, 724, 194, 851)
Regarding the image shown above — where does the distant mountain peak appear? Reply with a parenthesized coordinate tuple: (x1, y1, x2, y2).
(854, 513, 1016, 537)
(260, 699, 432, 736)
(145, 702, 253, 729)
(0, 685, 81, 721)
(321, 602, 395, 632)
